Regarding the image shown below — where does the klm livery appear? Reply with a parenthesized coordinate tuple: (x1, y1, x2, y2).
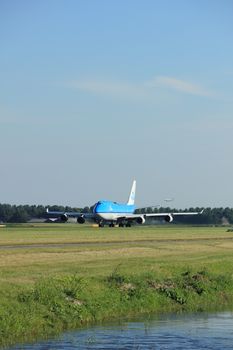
(46, 180, 202, 227)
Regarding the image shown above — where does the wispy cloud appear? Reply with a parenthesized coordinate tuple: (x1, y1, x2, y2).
(65, 76, 213, 99)
(146, 76, 213, 97)
(66, 79, 146, 100)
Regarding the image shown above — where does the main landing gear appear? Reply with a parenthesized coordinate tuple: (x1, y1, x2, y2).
(98, 221, 132, 228)
(119, 222, 132, 227)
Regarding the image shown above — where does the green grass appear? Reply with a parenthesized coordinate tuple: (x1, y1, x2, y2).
(0, 224, 233, 348)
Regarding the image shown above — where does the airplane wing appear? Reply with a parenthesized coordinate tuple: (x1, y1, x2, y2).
(146, 209, 204, 217)
(45, 208, 95, 223)
(117, 209, 203, 224)
(144, 209, 204, 222)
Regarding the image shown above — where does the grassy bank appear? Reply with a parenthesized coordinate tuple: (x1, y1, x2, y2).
(0, 224, 233, 348)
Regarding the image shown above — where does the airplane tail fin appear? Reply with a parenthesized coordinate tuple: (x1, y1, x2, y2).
(127, 180, 136, 205)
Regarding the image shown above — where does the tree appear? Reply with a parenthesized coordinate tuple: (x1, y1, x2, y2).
(9, 206, 29, 223)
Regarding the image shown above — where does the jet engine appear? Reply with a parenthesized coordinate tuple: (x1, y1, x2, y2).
(164, 214, 173, 222)
(60, 213, 68, 222)
(136, 216, 146, 224)
(77, 215, 85, 224)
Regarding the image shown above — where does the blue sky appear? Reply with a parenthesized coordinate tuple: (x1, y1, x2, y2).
(0, 0, 233, 208)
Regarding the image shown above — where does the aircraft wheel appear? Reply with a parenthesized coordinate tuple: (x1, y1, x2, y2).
(126, 222, 131, 227)
(99, 222, 104, 227)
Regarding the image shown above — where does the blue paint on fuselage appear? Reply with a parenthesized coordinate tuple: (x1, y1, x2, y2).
(93, 201, 135, 214)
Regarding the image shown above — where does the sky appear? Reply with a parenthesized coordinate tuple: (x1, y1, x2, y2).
(0, 0, 233, 208)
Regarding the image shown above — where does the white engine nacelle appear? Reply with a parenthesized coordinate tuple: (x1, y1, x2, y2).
(164, 214, 173, 222)
(136, 216, 146, 224)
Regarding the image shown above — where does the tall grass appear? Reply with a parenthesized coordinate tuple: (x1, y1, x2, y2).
(1, 268, 233, 348)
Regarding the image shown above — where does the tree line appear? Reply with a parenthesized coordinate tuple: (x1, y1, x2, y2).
(0, 204, 81, 223)
(1, 203, 233, 225)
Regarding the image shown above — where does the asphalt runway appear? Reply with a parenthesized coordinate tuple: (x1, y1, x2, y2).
(1, 236, 233, 250)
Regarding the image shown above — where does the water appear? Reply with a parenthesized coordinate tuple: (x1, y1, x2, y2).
(12, 312, 233, 350)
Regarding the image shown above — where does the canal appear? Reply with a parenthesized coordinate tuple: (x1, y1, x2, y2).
(11, 312, 233, 349)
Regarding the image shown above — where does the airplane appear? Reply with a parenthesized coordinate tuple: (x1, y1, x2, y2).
(46, 180, 203, 227)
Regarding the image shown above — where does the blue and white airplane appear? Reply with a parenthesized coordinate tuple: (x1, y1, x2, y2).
(46, 180, 202, 227)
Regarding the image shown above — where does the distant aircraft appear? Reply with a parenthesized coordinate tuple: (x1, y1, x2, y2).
(46, 180, 203, 227)
(164, 198, 174, 203)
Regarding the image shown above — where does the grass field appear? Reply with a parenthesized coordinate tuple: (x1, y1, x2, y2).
(1, 224, 233, 348)
(1, 224, 233, 283)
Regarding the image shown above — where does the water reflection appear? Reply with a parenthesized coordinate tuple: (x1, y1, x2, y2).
(12, 312, 233, 350)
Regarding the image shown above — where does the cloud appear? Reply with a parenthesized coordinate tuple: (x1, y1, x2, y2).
(146, 76, 213, 97)
(67, 79, 147, 100)
(65, 76, 213, 99)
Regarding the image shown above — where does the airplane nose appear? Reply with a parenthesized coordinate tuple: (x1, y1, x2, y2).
(93, 203, 97, 213)
(93, 203, 100, 213)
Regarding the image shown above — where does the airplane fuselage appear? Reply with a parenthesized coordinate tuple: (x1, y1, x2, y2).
(93, 200, 135, 221)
